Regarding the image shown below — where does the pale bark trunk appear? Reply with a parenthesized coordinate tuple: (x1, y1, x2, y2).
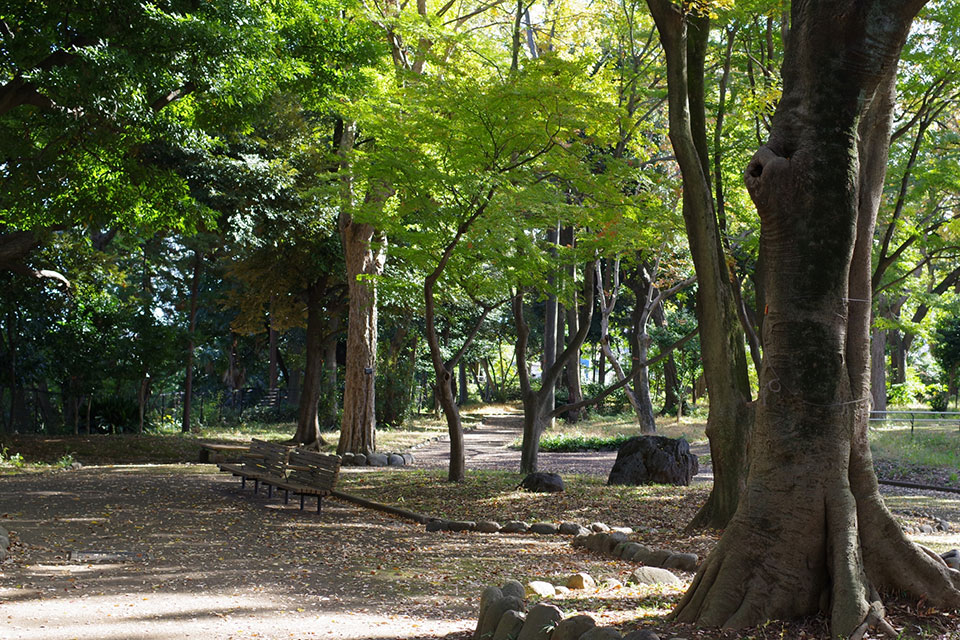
(596, 259, 647, 426)
(675, 1, 959, 634)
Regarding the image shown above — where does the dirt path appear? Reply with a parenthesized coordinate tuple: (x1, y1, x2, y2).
(2, 466, 588, 640)
(411, 413, 713, 478)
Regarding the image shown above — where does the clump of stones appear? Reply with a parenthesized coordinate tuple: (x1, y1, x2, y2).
(473, 574, 677, 640)
(339, 452, 413, 467)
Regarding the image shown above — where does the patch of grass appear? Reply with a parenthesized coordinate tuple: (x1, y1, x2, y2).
(869, 425, 960, 472)
(537, 432, 635, 452)
(542, 413, 708, 444)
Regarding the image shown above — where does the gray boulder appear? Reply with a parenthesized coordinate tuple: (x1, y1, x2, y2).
(628, 567, 682, 586)
(341, 452, 356, 466)
(942, 549, 959, 570)
(492, 610, 526, 640)
(475, 586, 503, 640)
(518, 472, 565, 493)
(517, 603, 563, 640)
(501, 580, 526, 600)
(502, 521, 531, 533)
(662, 552, 698, 572)
(402, 452, 415, 465)
(625, 544, 653, 562)
(478, 596, 525, 640)
(353, 453, 367, 466)
(388, 453, 405, 466)
(622, 631, 660, 640)
(559, 521, 586, 536)
(477, 521, 502, 534)
(589, 522, 610, 532)
(367, 452, 389, 467)
(448, 521, 477, 532)
(607, 436, 699, 486)
(571, 533, 591, 548)
(529, 522, 560, 535)
(551, 614, 596, 640)
(426, 519, 448, 532)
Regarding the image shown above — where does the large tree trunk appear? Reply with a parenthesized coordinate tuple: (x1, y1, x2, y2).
(674, 1, 959, 634)
(647, 0, 754, 530)
(337, 122, 385, 456)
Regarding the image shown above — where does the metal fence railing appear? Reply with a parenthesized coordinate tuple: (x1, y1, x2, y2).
(868, 410, 960, 435)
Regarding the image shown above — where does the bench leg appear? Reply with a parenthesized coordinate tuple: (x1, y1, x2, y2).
(268, 484, 273, 499)
(299, 494, 305, 510)
(254, 479, 260, 493)
(241, 476, 246, 489)
(283, 489, 289, 505)
(317, 496, 322, 514)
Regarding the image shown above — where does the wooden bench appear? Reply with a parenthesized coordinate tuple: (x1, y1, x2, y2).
(217, 439, 291, 494)
(266, 449, 341, 513)
(199, 442, 249, 463)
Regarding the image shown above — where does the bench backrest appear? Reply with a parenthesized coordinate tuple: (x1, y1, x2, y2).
(245, 439, 292, 477)
(287, 449, 341, 491)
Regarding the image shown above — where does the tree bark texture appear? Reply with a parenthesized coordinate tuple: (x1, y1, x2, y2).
(337, 122, 385, 456)
(647, 0, 754, 530)
(294, 282, 327, 448)
(674, 1, 959, 634)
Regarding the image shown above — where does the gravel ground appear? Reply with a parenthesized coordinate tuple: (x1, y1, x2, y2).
(1, 416, 956, 640)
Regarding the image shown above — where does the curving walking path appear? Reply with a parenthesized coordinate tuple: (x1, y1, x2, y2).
(410, 413, 713, 478)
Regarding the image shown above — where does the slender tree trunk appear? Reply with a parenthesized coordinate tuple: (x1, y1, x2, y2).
(181, 251, 202, 433)
(457, 361, 468, 406)
(543, 224, 559, 425)
(137, 377, 150, 434)
(597, 259, 646, 425)
(647, 0, 754, 530)
(675, 1, 959, 634)
(337, 121, 385, 455)
(294, 282, 327, 448)
(268, 326, 278, 392)
(320, 315, 340, 426)
(518, 262, 596, 473)
(870, 324, 887, 411)
(560, 228, 584, 422)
